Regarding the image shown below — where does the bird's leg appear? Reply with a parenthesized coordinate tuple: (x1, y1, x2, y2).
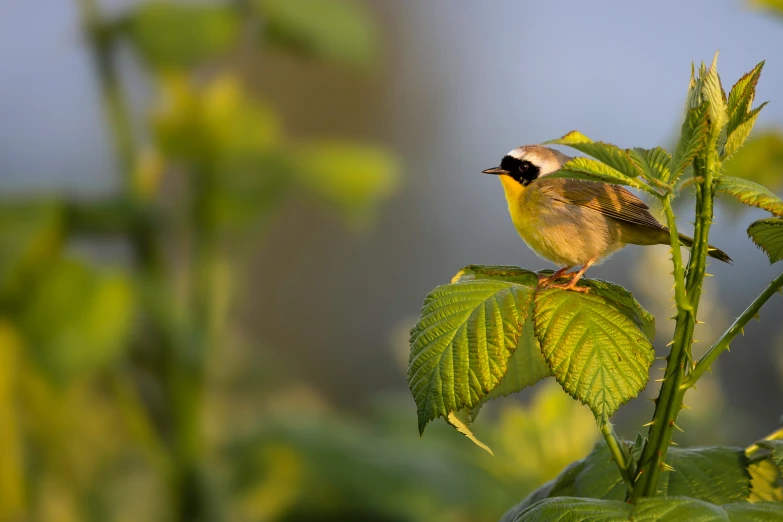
(544, 258, 596, 293)
(538, 266, 574, 287)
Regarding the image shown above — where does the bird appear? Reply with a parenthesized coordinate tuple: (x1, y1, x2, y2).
(482, 145, 731, 293)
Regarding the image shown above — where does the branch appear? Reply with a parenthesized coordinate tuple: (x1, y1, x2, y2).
(600, 420, 634, 495)
(662, 197, 691, 312)
(683, 270, 783, 389)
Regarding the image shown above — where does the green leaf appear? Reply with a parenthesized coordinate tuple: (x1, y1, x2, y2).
(511, 497, 630, 522)
(727, 61, 765, 137)
(715, 176, 783, 216)
(19, 259, 135, 382)
(748, 218, 783, 264)
(258, 0, 377, 67)
(446, 410, 494, 456)
(441, 266, 551, 454)
(533, 289, 654, 419)
(514, 443, 750, 510)
(723, 502, 783, 522)
(545, 132, 644, 180)
(629, 147, 672, 183)
(408, 279, 536, 434)
(728, 62, 763, 114)
(749, 458, 783, 502)
(575, 278, 656, 342)
(290, 142, 401, 225)
(451, 265, 539, 285)
(671, 103, 710, 183)
(702, 53, 729, 143)
(724, 103, 767, 159)
(548, 157, 650, 192)
(122, 2, 240, 70)
(759, 441, 783, 474)
(508, 497, 783, 522)
(658, 447, 751, 504)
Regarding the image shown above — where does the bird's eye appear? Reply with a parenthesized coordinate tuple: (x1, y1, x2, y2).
(519, 162, 530, 172)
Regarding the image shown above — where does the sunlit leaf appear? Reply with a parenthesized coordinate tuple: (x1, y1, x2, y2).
(748, 218, 783, 264)
(727, 61, 764, 124)
(702, 53, 729, 143)
(547, 157, 650, 192)
(715, 176, 783, 216)
(749, 458, 783, 502)
(446, 410, 494, 456)
(724, 61, 766, 159)
(533, 289, 654, 420)
(545, 132, 643, 180)
(19, 260, 135, 382)
(671, 103, 709, 183)
(629, 147, 672, 183)
(122, 2, 240, 70)
(258, 0, 377, 67)
(290, 142, 400, 225)
(576, 278, 656, 342)
(724, 103, 767, 159)
(408, 280, 535, 434)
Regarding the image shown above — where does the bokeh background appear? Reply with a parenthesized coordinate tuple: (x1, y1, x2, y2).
(1, 1, 783, 521)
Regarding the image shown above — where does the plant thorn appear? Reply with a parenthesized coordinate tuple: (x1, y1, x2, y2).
(666, 340, 675, 347)
(695, 320, 704, 324)
(654, 378, 665, 382)
(670, 440, 678, 445)
(681, 403, 692, 410)
(661, 462, 676, 472)
(672, 422, 685, 433)
(642, 421, 655, 427)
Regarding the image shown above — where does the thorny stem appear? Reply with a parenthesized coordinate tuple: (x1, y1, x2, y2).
(600, 421, 634, 495)
(684, 271, 783, 388)
(632, 140, 719, 501)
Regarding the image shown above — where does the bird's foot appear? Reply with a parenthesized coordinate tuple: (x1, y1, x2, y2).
(537, 268, 575, 287)
(543, 280, 591, 293)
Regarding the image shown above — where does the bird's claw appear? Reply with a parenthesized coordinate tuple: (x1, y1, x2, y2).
(542, 281, 591, 293)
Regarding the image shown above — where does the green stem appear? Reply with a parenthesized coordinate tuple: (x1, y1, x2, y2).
(684, 271, 783, 388)
(633, 140, 719, 501)
(600, 421, 634, 495)
(662, 198, 690, 311)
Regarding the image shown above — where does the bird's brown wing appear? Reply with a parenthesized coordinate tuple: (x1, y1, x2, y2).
(549, 179, 665, 230)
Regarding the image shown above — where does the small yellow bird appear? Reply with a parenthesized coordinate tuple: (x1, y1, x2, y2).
(483, 145, 731, 293)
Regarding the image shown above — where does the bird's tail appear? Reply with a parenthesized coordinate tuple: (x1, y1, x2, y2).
(677, 233, 733, 264)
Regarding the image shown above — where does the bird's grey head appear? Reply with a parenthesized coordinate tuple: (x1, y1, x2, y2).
(482, 145, 572, 186)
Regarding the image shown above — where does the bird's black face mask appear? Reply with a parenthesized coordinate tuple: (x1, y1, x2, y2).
(482, 155, 541, 186)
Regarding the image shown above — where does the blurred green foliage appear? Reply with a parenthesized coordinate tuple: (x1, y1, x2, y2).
(1, 1, 404, 520)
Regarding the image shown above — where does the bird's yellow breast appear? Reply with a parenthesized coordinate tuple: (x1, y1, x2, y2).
(498, 176, 618, 267)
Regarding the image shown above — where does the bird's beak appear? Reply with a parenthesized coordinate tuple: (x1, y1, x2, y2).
(482, 166, 507, 175)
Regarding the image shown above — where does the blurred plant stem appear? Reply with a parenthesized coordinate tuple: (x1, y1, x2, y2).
(77, 0, 222, 519)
